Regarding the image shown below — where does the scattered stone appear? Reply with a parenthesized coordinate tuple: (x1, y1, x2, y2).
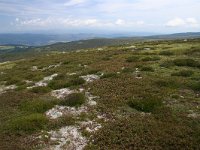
(85, 92, 99, 106)
(126, 45, 136, 49)
(135, 68, 142, 79)
(0, 85, 17, 94)
(46, 105, 88, 119)
(187, 113, 200, 118)
(80, 74, 100, 83)
(80, 120, 102, 133)
(41, 63, 62, 71)
(0, 72, 5, 75)
(97, 48, 103, 51)
(24, 80, 33, 84)
(31, 66, 38, 71)
(27, 74, 58, 89)
(144, 48, 151, 50)
(51, 88, 75, 99)
(46, 126, 87, 150)
(31, 63, 61, 72)
(67, 73, 77, 76)
(97, 114, 109, 122)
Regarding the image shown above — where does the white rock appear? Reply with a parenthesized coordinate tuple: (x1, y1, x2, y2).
(46, 105, 88, 119)
(0, 85, 17, 94)
(80, 74, 100, 83)
(80, 120, 102, 133)
(67, 73, 77, 76)
(46, 126, 87, 150)
(31, 66, 38, 71)
(51, 88, 75, 99)
(27, 74, 58, 89)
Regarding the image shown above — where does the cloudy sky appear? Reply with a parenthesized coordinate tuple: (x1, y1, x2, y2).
(0, 0, 200, 34)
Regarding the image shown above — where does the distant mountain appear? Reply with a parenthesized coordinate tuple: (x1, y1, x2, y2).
(147, 32, 200, 39)
(0, 33, 99, 46)
(0, 32, 200, 46)
(1, 32, 200, 62)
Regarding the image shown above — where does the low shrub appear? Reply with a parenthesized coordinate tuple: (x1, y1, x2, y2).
(5, 77, 21, 85)
(188, 81, 200, 91)
(60, 93, 86, 107)
(100, 73, 117, 79)
(128, 97, 163, 113)
(160, 61, 174, 68)
(141, 56, 160, 62)
(102, 56, 111, 61)
(63, 61, 70, 65)
(122, 67, 133, 73)
(5, 114, 48, 134)
(141, 66, 154, 72)
(87, 69, 101, 75)
(155, 79, 180, 89)
(48, 80, 69, 90)
(184, 48, 200, 56)
(171, 70, 194, 77)
(173, 58, 199, 68)
(29, 86, 51, 94)
(53, 74, 66, 80)
(159, 51, 174, 56)
(19, 99, 57, 113)
(126, 56, 140, 62)
(68, 77, 85, 86)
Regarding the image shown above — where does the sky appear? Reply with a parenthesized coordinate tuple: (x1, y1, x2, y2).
(0, 0, 200, 34)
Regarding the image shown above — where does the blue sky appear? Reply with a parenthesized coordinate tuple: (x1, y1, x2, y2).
(0, 0, 200, 34)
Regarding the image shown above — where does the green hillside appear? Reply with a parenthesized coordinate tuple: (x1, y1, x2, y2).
(0, 38, 200, 149)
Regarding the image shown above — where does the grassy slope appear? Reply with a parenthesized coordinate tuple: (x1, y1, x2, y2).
(0, 38, 200, 149)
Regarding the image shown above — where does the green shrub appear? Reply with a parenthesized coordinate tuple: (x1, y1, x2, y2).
(5, 114, 48, 134)
(53, 74, 66, 80)
(171, 70, 194, 77)
(141, 66, 154, 72)
(122, 67, 133, 73)
(68, 77, 85, 86)
(189, 81, 200, 91)
(5, 77, 21, 85)
(60, 93, 86, 107)
(100, 73, 117, 79)
(102, 56, 111, 61)
(160, 61, 174, 68)
(159, 51, 174, 56)
(126, 56, 140, 62)
(184, 48, 200, 56)
(128, 97, 163, 113)
(48, 80, 69, 90)
(155, 79, 180, 88)
(63, 61, 70, 65)
(29, 86, 51, 94)
(87, 69, 101, 74)
(173, 58, 199, 67)
(19, 99, 57, 113)
(141, 56, 160, 62)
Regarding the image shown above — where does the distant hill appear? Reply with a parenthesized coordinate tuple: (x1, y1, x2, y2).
(0, 32, 200, 46)
(0, 33, 99, 46)
(147, 32, 200, 39)
(0, 32, 200, 62)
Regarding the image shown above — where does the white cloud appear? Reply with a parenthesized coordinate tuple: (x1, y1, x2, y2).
(115, 19, 125, 25)
(186, 18, 199, 27)
(166, 18, 185, 27)
(15, 17, 146, 29)
(15, 18, 19, 22)
(64, 0, 86, 7)
(166, 17, 199, 27)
